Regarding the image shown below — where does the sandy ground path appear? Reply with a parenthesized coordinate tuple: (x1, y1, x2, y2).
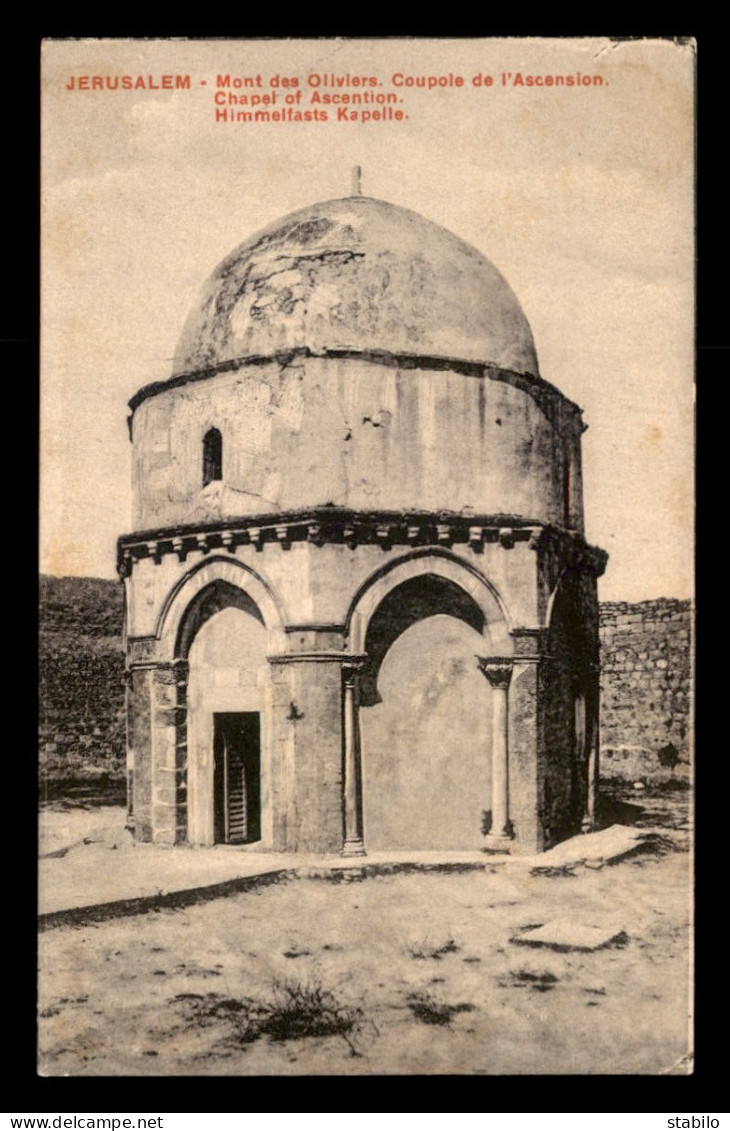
(38, 787, 692, 1076)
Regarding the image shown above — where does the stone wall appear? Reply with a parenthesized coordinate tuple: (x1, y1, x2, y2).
(39, 576, 126, 794)
(599, 598, 692, 782)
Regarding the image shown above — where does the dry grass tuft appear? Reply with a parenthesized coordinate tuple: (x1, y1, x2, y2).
(406, 991, 475, 1026)
(175, 976, 372, 1057)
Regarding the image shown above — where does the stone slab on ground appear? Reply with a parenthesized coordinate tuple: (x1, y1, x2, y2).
(512, 917, 628, 952)
(524, 824, 650, 870)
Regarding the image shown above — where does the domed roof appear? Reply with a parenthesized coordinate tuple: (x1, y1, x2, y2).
(173, 195, 539, 379)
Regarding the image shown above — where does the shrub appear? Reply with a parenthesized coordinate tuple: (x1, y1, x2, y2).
(261, 977, 366, 1052)
(175, 975, 372, 1057)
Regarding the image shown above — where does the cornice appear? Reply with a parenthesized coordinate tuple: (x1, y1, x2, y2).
(127, 346, 585, 427)
(117, 508, 606, 581)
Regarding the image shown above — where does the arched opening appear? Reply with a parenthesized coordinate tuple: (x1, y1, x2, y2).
(543, 570, 598, 843)
(202, 427, 222, 486)
(176, 579, 264, 660)
(182, 582, 269, 847)
(359, 573, 493, 850)
(157, 556, 286, 662)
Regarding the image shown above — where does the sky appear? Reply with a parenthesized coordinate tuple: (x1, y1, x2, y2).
(40, 37, 695, 602)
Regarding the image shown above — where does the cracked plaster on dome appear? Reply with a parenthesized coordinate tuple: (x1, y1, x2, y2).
(173, 196, 540, 379)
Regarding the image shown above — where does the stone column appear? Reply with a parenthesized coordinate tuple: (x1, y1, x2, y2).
(477, 657, 514, 849)
(126, 665, 154, 842)
(123, 669, 135, 833)
(342, 660, 366, 857)
(267, 649, 366, 854)
(582, 713, 599, 833)
(151, 659, 189, 845)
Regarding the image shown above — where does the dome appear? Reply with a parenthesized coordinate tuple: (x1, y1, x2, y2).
(173, 196, 539, 380)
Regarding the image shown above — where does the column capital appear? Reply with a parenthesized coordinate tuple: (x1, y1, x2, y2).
(154, 657, 189, 672)
(475, 656, 514, 689)
(342, 655, 368, 685)
(117, 549, 132, 579)
(128, 656, 189, 676)
(527, 525, 548, 551)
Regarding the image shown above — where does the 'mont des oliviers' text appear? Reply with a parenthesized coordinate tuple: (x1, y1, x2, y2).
(214, 72, 404, 123)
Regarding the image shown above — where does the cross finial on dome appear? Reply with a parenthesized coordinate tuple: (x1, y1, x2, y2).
(351, 165, 362, 195)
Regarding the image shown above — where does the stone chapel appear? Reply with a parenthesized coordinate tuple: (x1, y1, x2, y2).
(118, 184, 607, 855)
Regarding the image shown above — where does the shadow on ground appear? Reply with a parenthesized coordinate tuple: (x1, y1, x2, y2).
(597, 779, 690, 831)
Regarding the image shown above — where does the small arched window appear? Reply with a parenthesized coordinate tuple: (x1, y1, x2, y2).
(202, 427, 222, 487)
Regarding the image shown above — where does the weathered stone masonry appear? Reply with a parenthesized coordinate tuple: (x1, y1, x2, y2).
(39, 576, 125, 788)
(599, 598, 692, 781)
(118, 191, 609, 855)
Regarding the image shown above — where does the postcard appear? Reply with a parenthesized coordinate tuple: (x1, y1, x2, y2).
(39, 36, 694, 1076)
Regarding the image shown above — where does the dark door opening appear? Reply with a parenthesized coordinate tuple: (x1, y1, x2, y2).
(213, 712, 261, 844)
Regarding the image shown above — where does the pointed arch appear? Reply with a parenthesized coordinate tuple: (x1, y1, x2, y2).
(346, 549, 510, 852)
(345, 547, 513, 655)
(156, 556, 286, 660)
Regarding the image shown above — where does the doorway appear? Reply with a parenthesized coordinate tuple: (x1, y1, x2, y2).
(213, 712, 261, 844)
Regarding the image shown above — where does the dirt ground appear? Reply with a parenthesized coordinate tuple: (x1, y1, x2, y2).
(37, 784, 692, 1076)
